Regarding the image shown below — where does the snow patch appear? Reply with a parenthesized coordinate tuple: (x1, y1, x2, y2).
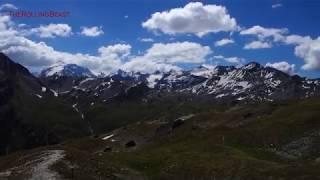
(147, 74, 163, 88)
(177, 114, 194, 121)
(79, 78, 95, 85)
(190, 65, 217, 78)
(50, 89, 58, 97)
(45, 64, 64, 77)
(35, 94, 42, 99)
(102, 134, 114, 140)
(41, 87, 47, 92)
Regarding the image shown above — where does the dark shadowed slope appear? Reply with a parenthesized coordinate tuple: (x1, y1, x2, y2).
(0, 53, 90, 155)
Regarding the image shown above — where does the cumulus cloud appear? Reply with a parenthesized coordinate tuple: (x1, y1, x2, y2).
(280, 34, 320, 71)
(1, 35, 127, 73)
(98, 44, 131, 60)
(1, 37, 62, 67)
(293, 37, 320, 70)
(240, 29, 320, 71)
(30, 23, 72, 38)
(2, 38, 130, 74)
(80, 26, 104, 37)
(214, 38, 234, 47)
(143, 42, 212, 64)
(0, 3, 18, 10)
(213, 55, 245, 64)
(5, 8, 320, 75)
(142, 2, 237, 37)
(244, 41, 272, 49)
(266, 61, 295, 75)
(0, 14, 213, 75)
(122, 42, 212, 73)
(0, 15, 13, 31)
(122, 57, 181, 73)
(0, 15, 126, 74)
(240, 25, 288, 42)
(284, 35, 312, 45)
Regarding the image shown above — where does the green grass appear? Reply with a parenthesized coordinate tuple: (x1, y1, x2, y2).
(79, 97, 320, 179)
(86, 99, 215, 134)
(3, 97, 320, 179)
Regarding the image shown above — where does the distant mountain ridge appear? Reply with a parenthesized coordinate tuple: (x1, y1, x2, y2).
(2, 52, 320, 179)
(35, 60, 320, 107)
(5, 52, 320, 105)
(40, 63, 95, 78)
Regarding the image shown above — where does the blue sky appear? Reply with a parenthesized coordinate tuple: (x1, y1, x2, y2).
(1, 0, 320, 77)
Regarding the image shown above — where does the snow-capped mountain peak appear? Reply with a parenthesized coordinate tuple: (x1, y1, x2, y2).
(190, 64, 218, 78)
(39, 60, 320, 104)
(242, 62, 261, 70)
(112, 69, 149, 81)
(40, 63, 95, 78)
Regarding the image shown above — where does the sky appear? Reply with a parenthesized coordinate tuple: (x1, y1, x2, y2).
(1, 0, 320, 78)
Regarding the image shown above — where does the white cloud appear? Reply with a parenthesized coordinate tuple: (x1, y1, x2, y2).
(122, 57, 181, 73)
(1, 35, 120, 73)
(214, 38, 234, 47)
(240, 25, 288, 42)
(0, 15, 13, 31)
(213, 55, 224, 59)
(122, 42, 212, 73)
(240, 28, 320, 71)
(124, 15, 129, 19)
(293, 37, 320, 70)
(80, 26, 104, 37)
(284, 35, 312, 45)
(30, 23, 72, 38)
(0, 15, 126, 74)
(142, 2, 237, 37)
(224, 57, 245, 64)
(0, 14, 213, 75)
(2, 38, 130, 74)
(98, 44, 131, 59)
(244, 41, 272, 49)
(213, 55, 245, 64)
(272, 3, 282, 9)
(140, 38, 154, 42)
(0, 3, 18, 10)
(5, 9, 320, 75)
(266, 61, 295, 75)
(143, 41, 212, 64)
(280, 34, 320, 71)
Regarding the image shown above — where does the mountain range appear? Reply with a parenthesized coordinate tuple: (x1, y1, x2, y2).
(39, 58, 320, 105)
(1, 52, 320, 179)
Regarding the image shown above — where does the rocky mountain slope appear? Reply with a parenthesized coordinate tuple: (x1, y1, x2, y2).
(0, 53, 90, 155)
(2, 53, 320, 179)
(40, 61, 320, 108)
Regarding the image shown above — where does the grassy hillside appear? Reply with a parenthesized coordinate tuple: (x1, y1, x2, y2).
(1, 88, 90, 154)
(85, 98, 215, 134)
(1, 97, 320, 179)
(53, 97, 320, 179)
